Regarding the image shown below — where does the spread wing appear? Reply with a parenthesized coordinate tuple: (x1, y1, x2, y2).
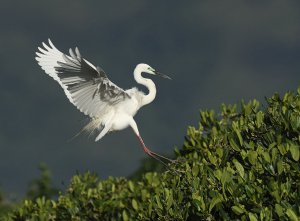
(35, 39, 131, 118)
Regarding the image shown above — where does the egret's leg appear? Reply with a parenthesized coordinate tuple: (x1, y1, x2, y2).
(137, 135, 175, 164)
(129, 117, 175, 165)
(137, 136, 182, 175)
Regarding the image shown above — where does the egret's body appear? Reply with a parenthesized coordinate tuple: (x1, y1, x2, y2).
(35, 39, 172, 164)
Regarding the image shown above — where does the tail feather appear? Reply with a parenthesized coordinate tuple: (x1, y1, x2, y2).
(68, 118, 103, 142)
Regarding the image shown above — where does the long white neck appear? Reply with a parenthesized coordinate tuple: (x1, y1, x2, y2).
(134, 67, 156, 106)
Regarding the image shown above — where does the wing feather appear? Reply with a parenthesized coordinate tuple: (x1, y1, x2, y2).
(36, 39, 131, 118)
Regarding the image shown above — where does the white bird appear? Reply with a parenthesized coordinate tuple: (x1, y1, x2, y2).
(35, 39, 173, 165)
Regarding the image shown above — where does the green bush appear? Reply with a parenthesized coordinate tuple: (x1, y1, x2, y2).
(4, 88, 300, 221)
(0, 190, 13, 218)
(26, 163, 59, 201)
(0, 163, 59, 218)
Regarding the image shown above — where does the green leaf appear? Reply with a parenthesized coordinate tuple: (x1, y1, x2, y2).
(192, 165, 199, 176)
(233, 160, 244, 178)
(277, 160, 284, 175)
(235, 128, 243, 146)
(289, 144, 299, 161)
(256, 111, 264, 128)
(231, 205, 245, 215)
(128, 181, 134, 192)
(214, 169, 222, 180)
(230, 138, 241, 151)
(216, 147, 223, 158)
(209, 194, 223, 212)
(192, 193, 205, 211)
(87, 189, 92, 198)
(286, 208, 298, 221)
(248, 212, 258, 221)
(275, 204, 284, 217)
(271, 147, 278, 163)
(111, 183, 115, 193)
(190, 138, 195, 146)
(132, 199, 138, 211)
(278, 144, 287, 155)
(155, 195, 163, 210)
(141, 189, 148, 201)
(248, 150, 257, 165)
(192, 199, 202, 212)
(208, 153, 217, 165)
(271, 190, 281, 203)
(122, 210, 129, 221)
(166, 190, 173, 210)
(199, 196, 206, 211)
(220, 170, 231, 186)
(262, 151, 271, 163)
(232, 121, 243, 145)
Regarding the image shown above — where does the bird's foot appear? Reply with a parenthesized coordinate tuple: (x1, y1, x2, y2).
(143, 147, 183, 174)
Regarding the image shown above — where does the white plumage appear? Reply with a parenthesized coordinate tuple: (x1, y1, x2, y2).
(36, 39, 173, 164)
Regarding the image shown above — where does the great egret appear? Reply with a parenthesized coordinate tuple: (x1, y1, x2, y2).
(35, 39, 174, 165)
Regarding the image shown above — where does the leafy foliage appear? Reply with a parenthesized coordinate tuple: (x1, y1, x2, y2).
(26, 163, 59, 201)
(0, 190, 13, 218)
(0, 163, 59, 218)
(4, 88, 300, 220)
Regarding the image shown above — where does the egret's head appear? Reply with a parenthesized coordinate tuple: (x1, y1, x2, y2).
(136, 63, 171, 79)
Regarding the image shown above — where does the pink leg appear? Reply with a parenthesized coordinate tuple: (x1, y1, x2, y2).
(137, 135, 175, 166)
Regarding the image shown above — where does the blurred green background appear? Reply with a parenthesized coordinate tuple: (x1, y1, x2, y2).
(0, 0, 299, 198)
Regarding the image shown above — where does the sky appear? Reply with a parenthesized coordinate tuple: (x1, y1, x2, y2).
(0, 1, 299, 197)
